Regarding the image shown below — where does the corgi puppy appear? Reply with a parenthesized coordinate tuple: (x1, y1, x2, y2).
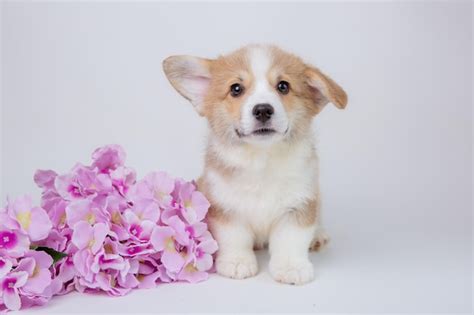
(163, 45, 347, 285)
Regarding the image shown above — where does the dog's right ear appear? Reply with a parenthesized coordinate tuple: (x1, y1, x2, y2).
(162, 55, 213, 115)
(305, 65, 347, 110)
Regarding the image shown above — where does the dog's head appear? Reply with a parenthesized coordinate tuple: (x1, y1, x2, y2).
(163, 45, 347, 145)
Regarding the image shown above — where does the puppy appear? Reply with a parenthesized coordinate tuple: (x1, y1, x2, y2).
(163, 44, 347, 285)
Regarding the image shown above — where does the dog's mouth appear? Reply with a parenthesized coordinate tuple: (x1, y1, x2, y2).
(235, 128, 275, 138)
(252, 128, 276, 136)
(235, 127, 288, 138)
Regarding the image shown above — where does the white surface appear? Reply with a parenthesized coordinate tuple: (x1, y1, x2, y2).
(1, 1, 472, 313)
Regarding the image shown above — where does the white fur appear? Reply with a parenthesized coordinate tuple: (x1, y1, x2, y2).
(269, 217, 316, 284)
(239, 46, 289, 141)
(212, 216, 258, 279)
(207, 136, 317, 230)
(205, 132, 319, 284)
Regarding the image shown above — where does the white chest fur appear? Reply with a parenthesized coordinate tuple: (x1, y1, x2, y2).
(204, 135, 319, 241)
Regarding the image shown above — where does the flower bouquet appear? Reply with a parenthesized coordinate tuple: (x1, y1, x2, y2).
(0, 145, 218, 312)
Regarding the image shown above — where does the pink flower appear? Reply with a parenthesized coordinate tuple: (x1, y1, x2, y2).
(66, 198, 108, 227)
(49, 256, 76, 296)
(56, 165, 112, 200)
(91, 144, 126, 173)
(0, 226, 30, 258)
(128, 172, 175, 207)
(117, 242, 154, 258)
(15, 250, 53, 296)
(1, 144, 218, 311)
(176, 181, 210, 224)
(193, 233, 218, 271)
(6, 196, 52, 241)
(177, 263, 209, 283)
(136, 271, 160, 289)
(122, 210, 155, 242)
(76, 167, 113, 196)
(33, 172, 68, 229)
(38, 228, 71, 254)
(129, 199, 160, 224)
(72, 238, 141, 297)
(0, 271, 28, 311)
(0, 257, 14, 279)
(44, 196, 68, 229)
(150, 216, 189, 273)
(34, 170, 58, 191)
(72, 222, 109, 254)
(110, 166, 136, 196)
(103, 195, 130, 241)
(72, 249, 95, 283)
(0, 211, 17, 230)
(177, 230, 217, 283)
(145, 172, 175, 205)
(92, 239, 127, 272)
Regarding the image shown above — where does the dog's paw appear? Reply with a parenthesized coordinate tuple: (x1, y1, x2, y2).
(310, 229, 330, 251)
(216, 252, 258, 279)
(269, 258, 314, 285)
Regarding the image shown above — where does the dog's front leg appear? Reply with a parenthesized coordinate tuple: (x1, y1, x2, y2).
(211, 217, 258, 279)
(269, 211, 317, 285)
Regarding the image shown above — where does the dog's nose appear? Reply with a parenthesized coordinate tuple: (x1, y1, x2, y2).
(252, 104, 274, 123)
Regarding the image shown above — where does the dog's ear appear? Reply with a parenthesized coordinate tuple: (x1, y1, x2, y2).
(305, 66, 347, 109)
(162, 55, 213, 115)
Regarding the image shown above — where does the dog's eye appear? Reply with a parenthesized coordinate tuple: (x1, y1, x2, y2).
(230, 83, 244, 97)
(277, 81, 290, 95)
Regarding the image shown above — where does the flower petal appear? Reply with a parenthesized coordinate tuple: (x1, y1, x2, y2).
(167, 216, 189, 246)
(22, 268, 52, 294)
(0, 257, 13, 278)
(66, 199, 91, 226)
(72, 221, 93, 250)
(190, 191, 210, 221)
(146, 171, 175, 196)
(161, 251, 185, 273)
(27, 207, 52, 241)
(0, 230, 30, 258)
(139, 220, 155, 240)
(92, 144, 126, 172)
(91, 223, 109, 254)
(34, 170, 58, 190)
(189, 222, 208, 238)
(195, 254, 213, 271)
(137, 271, 160, 289)
(11, 271, 29, 287)
(132, 199, 159, 223)
(150, 226, 174, 251)
(15, 257, 35, 276)
(3, 288, 21, 311)
(178, 265, 209, 283)
(27, 250, 53, 269)
(198, 239, 219, 254)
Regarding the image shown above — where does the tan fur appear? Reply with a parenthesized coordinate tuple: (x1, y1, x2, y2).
(291, 195, 319, 227)
(202, 48, 254, 140)
(305, 65, 348, 109)
(162, 56, 213, 112)
(196, 173, 232, 223)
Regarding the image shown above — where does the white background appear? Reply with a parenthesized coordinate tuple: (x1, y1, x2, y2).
(1, 1, 472, 313)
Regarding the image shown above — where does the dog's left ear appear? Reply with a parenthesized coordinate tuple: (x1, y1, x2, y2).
(305, 66, 347, 109)
(162, 55, 213, 115)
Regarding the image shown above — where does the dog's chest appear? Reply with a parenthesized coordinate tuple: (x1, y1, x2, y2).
(205, 141, 318, 228)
